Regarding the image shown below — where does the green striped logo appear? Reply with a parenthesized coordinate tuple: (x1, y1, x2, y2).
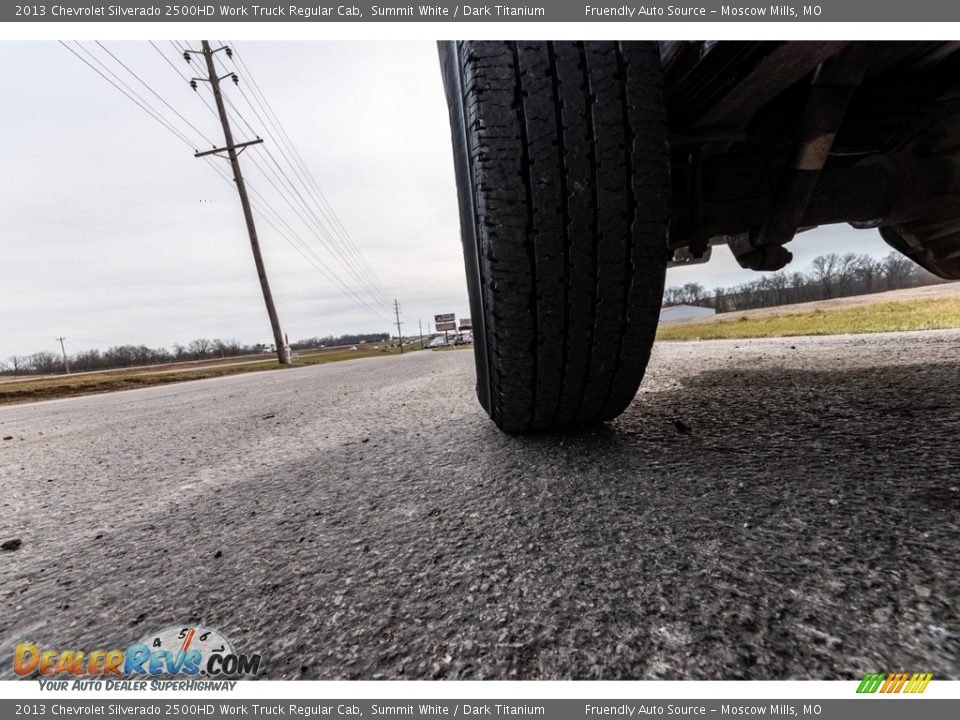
(857, 672, 932, 694)
(857, 673, 886, 693)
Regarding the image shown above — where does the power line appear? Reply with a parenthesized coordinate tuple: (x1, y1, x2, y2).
(59, 41, 199, 151)
(150, 40, 220, 121)
(190, 39, 289, 365)
(95, 41, 215, 148)
(200, 136, 390, 322)
(72, 42, 204, 150)
(220, 85, 393, 312)
(203, 159, 341, 283)
(242, 157, 391, 321)
(255, 141, 388, 303)
(239, 79, 394, 308)
(64, 40, 394, 326)
(210, 43, 391, 311)
(249, 192, 391, 322)
(153, 42, 388, 321)
(225, 42, 394, 307)
(229, 76, 393, 309)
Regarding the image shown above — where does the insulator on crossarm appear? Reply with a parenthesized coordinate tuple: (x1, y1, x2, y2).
(225, 47, 233, 58)
(183, 51, 191, 63)
(232, 74, 239, 85)
(190, 80, 198, 91)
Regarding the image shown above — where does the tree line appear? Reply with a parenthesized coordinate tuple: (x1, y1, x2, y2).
(663, 251, 946, 313)
(289, 333, 388, 350)
(2, 333, 390, 376)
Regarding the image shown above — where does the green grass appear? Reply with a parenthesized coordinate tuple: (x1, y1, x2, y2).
(657, 297, 960, 341)
(0, 345, 421, 405)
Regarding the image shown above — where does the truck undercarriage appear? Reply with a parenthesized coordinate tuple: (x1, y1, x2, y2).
(664, 41, 960, 278)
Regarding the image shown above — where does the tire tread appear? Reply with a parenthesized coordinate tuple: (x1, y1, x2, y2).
(453, 41, 669, 432)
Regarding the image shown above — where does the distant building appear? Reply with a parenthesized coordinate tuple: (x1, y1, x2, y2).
(659, 304, 716, 323)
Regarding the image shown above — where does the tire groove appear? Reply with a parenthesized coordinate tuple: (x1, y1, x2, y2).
(547, 41, 572, 427)
(510, 43, 539, 431)
(574, 42, 602, 426)
(598, 42, 638, 421)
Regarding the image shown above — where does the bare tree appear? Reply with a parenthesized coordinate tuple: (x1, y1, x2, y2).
(72, 349, 104, 372)
(712, 286, 727, 312)
(681, 282, 707, 306)
(809, 253, 841, 298)
(881, 251, 916, 289)
(30, 351, 63, 374)
(188, 338, 213, 358)
(662, 286, 682, 306)
(834, 252, 862, 294)
(854, 255, 882, 293)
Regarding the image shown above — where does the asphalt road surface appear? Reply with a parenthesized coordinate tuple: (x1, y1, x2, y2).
(2, 330, 958, 680)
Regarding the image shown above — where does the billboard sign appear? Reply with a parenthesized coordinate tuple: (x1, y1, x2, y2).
(435, 313, 457, 332)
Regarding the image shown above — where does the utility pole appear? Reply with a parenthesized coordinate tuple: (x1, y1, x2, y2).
(394, 299, 404, 354)
(418, 319, 424, 350)
(189, 40, 289, 365)
(55, 337, 70, 374)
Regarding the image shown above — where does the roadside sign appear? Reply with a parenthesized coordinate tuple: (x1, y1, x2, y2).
(436, 321, 457, 332)
(458, 317, 472, 331)
(435, 313, 455, 324)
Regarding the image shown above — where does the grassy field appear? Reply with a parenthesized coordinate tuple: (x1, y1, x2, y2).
(0, 344, 425, 406)
(657, 296, 960, 341)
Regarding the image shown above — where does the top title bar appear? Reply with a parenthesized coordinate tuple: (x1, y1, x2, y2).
(6, 1, 960, 23)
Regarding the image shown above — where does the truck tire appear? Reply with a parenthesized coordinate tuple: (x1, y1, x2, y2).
(440, 41, 670, 432)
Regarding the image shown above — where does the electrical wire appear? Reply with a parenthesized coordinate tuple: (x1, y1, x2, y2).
(59, 41, 200, 151)
(210, 50, 392, 312)
(225, 42, 394, 307)
(242, 154, 392, 320)
(66, 39, 393, 323)
(96, 41, 216, 148)
(235, 76, 394, 308)
(213, 46, 392, 308)
(149, 40, 220, 121)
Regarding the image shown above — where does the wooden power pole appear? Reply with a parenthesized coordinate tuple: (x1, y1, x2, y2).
(394, 299, 403, 354)
(191, 40, 289, 365)
(55, 336, 70, 374)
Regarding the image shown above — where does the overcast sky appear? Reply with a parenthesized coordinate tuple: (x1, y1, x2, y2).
(0, 41, 892, 360)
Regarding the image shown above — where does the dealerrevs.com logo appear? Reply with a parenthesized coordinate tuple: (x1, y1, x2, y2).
(14, 626, 262, 689)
